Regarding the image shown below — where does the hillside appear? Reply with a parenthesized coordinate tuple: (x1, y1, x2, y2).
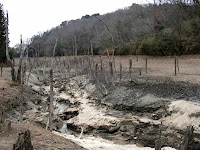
(26, 2, 200, 57)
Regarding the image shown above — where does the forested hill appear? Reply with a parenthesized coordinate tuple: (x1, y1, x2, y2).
(27, 2, 200, 57)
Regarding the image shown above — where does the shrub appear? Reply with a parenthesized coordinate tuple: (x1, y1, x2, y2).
(115, 42, 131, 55)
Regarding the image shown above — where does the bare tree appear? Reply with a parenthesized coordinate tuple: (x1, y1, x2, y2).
(17, 35, 23, 82)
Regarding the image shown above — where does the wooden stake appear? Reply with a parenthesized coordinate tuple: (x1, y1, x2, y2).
(7, 120, 11, 132)
(95, 63, 98, 82)
(145, 57, 148, 73)
(129, 59, 132, 75)
(46, 69, 53, 130)
(175, 56, 177, 76)
(100, 56, 103, 72)
(177, 56, 179, 73)
(139, 68, 142, 75)
(120, 62, 122, 82)
(90, 40, 93, 56)
(0, 110, 5, 125)
(17, 35, 23, 82)
(109, 61, 114, 86)
(180, 126, 194, 150)
(19, 63, 25, 122)
(155, 122, 163, 150)
(1, 64, 2, 77)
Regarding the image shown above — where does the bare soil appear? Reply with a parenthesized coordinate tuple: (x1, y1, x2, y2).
(1, 55, 200, 150)
(0, 120, 86, 150)
(0, 68, 86, 150)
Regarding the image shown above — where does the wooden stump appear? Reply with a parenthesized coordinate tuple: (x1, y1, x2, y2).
(13, 130, 33, 150)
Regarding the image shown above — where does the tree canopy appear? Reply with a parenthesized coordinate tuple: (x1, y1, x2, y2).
(0, 3, 6, 63)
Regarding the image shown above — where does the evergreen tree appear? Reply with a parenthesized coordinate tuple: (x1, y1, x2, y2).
(0, 3, 6, 63)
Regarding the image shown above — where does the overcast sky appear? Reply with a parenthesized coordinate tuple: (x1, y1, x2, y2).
(1, 0, 150, 47)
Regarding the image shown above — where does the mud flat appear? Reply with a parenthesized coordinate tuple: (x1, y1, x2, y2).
(13, 68, 199, 150)
(5, 55, 200, 150)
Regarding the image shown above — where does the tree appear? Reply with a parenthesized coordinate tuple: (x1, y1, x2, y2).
(0, 3, 6, 63)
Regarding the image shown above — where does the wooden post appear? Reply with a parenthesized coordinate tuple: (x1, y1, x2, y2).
(177, 56, 179, 73)
(7, 120, 11, 132)
(46, 69, 53, 130)
(19, 64, 24, 122)
(155, 122, 163, 150)
(139, 68, 142, 75)
(67, 61, 70, 73)
(113, 57, 117, 73)
(136, 55, 138, 62)
(109, 61, 114, 86)
(11, 59, 16, 81)
(175, 56, 177, 76)
(145, 57, 148, 73)
(100, 56, 103, 72)
(17, 35, 23, 82)
(120, 62, 122, 82)
(180, 126, 194, 150)
(0, 63, 2, 77)
(74, 36, 77, 57)
(129, 59, 132, 75)
(90, 40, 93, 56)
(0, 110, 5, 125)
(26, 59, 33, 85)
(95, 63, 98, 83)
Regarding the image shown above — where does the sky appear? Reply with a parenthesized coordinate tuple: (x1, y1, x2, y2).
(0, 0, 151, 47)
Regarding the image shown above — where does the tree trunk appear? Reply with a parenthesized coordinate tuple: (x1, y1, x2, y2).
(17, 35, 23, 82)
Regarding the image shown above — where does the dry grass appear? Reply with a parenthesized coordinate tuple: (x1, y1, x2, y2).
(13, 54, 200, 84)
(100, 55, 200, 84)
